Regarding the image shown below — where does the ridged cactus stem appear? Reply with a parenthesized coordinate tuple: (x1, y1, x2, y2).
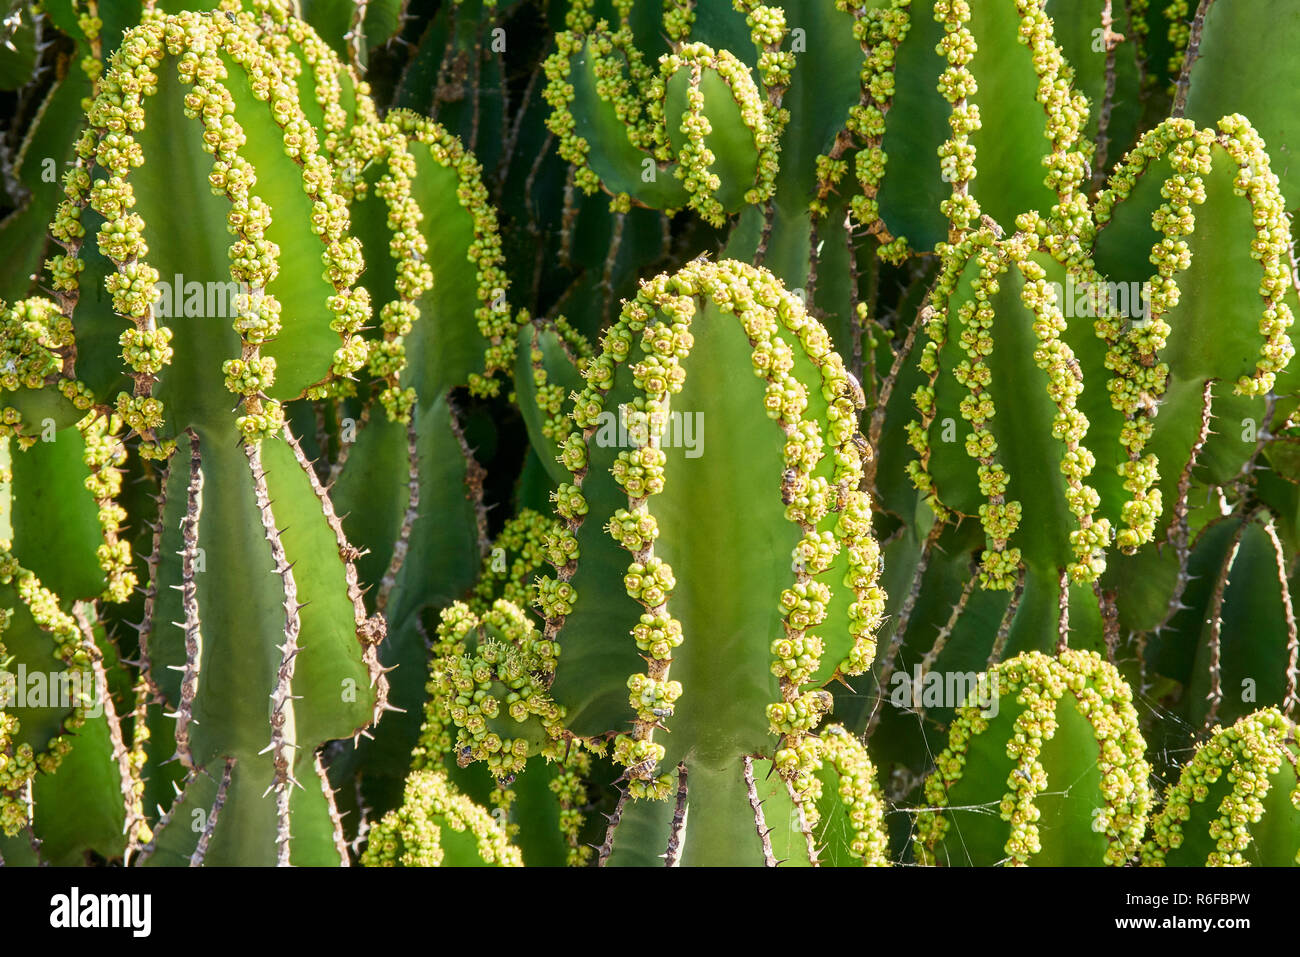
(1169, 0, 1211, 117)
(865, 299, 926, 493)
(912, 568, 980, 727)
(525, 259, 887, 863)
(985, 567, 1026, 667)
(789, 776, 819, 866)
(596, 208, 627, 329)
(135, 456, 171, 702)
(1261, 520, 1300, 718)
(342, 0, 370, 70)
(313, 750, 350, 866)
(133, 767, 198, 866)
(1146, 379, 1214, 639)
(1093, 115, 1296, 551)
(325, 400, 371, 489)
(170, 431, 202, 772)
(865, 521, 943, 740)
(1090, 0, 1123, 191)
(281, 426, 390, 730)
(374, 419, 420, 617)
(1228, 391, 1281, 491)
(72, 602, 147, 860)
(594, 786, 628, 868)
(446, 403, 493, 558)
(1200, 511, 1249, 730)
(1094, 579, 1121, 662)
(126, 671, 152, 833)
(1056, 568, 1072, 653)
(898, 0, 1091, 247)
(741, 754, 776, 867)
(244, 438, 308, 866)
(662, 761, 687, 867)
(189, 755, 233, 868)
(896, 228, 1108, 677)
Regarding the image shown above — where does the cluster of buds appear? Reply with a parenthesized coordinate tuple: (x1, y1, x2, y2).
(917, 650, 1151, 866)
(1142, 708, 1300, 866)
(433, 601, 565, 783)
(360, 769, 522, 867)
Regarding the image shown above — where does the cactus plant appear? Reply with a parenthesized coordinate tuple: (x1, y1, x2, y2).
(915, 649, 1152, 866)
(0, 0, 1296, 869)
(1142, 707, 1300, 866)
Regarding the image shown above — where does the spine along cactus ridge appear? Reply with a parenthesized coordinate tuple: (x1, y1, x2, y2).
(0, 0, 1294, 867)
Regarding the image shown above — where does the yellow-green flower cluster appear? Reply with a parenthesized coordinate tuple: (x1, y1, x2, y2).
(916, 650, 1151, 866)
(1216, 114, 1296, 397)
(933, 0, 980, 235)
(360, 769, 522, 867)
(1011, 0, 1091, 248)
(543, 23, 777, 226)
(434, 601, 565, 782)
(1163, 0, 1191, 92)
(548, 749, 595, 866)
(838, 0, 912, 260)
(542, 30, 603, 196)
(591, 24, 660, 155)
(234, 401, 286, 443)
(471, 508, 557, 615)
(0, 297, 71, 402)
(735, 0, 794, 93)
(1011, 244, 1111, 581)
(906, 236, 976, 522)
(0, 711, 34, 836)
(1142, 708, 1300, 866)
(79, 413, 138, 603)
(68, 2, 106, 100)
(516, 315, 590, 446)
(813, 724, 889, 865)
(0, 549, 94, 834)
(958, 235, 1022, 588)
(271, 7, 379, 171)
(114, 393, 164, 436)
(221, 355, 277, 397)
(119, 326, 173, 378)
(662, 0, 694, 43)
